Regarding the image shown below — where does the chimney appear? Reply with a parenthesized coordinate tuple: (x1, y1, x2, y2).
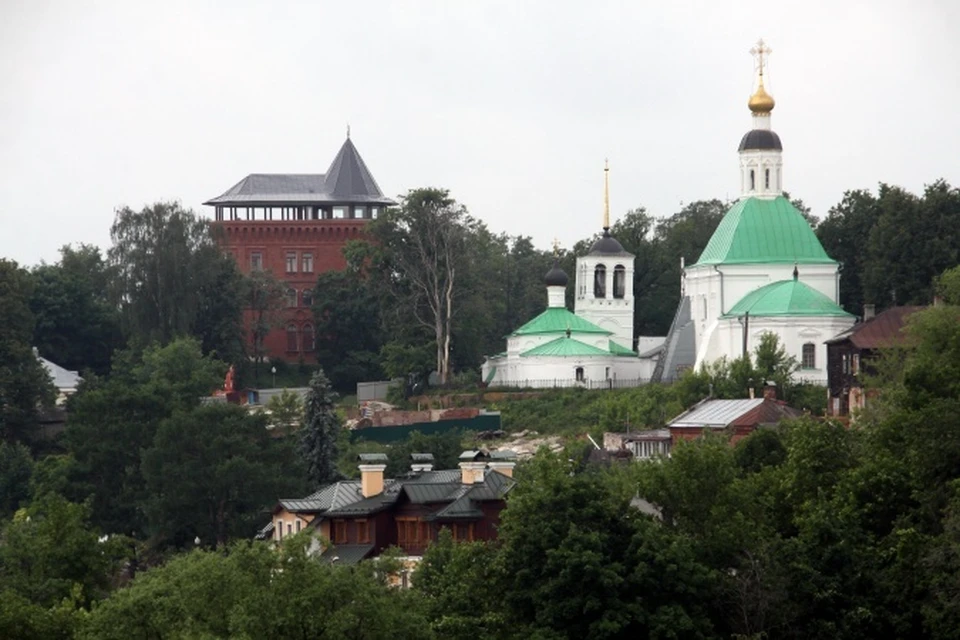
(762, 383, 777, 401)
(863, 303, 876, 321)
(357, 453, 388, 498)
(487, 450, 518, 478)
(410, 452, 434, 473)
(459, 451, 489, 484)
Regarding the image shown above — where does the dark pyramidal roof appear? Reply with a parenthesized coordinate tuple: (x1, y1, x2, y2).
(588, 229, 634, 257)
(205, 137, 396, 207)
(544, 259, 568, 287)
(738, 129, 783, 151)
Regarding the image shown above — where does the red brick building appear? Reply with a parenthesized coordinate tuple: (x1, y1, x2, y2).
(205, 136, 395, 361)
(667, 395, 802, 446)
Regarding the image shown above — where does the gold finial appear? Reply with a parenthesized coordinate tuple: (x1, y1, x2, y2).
(603, 159, 610, 230)
(748, 39, 775, 114)
(552, 237, 560, 257)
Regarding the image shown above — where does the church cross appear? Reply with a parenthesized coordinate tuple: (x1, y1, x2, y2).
(750, 38, 772, 76)
(552, 237, 561, 257)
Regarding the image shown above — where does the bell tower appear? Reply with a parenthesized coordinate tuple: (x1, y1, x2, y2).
(738, 39, 783, 200)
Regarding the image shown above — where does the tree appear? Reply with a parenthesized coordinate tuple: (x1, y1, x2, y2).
(936, 264, 960, 304)
(141, 403, 305, 547)
(107, 202, 244, 360)
(0, 259, 55, 444)
(265, 388, 304, 433)
(0, 441, 34, 518)
(370, 189, 474, 384)
(30, 244, 122, 376)
(299, 369, 342, 487)
(246, 269, 286, 375)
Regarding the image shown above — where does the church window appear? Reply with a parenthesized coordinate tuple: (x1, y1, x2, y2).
(575, 367, 585, 382)
(285, 252, 297, 273)
(750, 170, 755, 191)
(765, 169, 770, 189)
(285, 288, 298, 308)
(302, 288, 313, 308)
(302, 324, 315, 352)
(701, 297, 707, 320)
(594, 265, 607, 298)
(250, 252, 263, 271)
(613, 265, 626, 299)
(286, 324, 299, 352)
(801, 343, 816, 369)
(302, 253, 314, 273)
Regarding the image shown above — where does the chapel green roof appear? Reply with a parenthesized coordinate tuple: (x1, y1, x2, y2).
(695, 196, 835, 266)
(520, 336, 613, 357)
(608, 340, 636, 356)
(511, 308, 612, 337)
(724, 279, 854, 318)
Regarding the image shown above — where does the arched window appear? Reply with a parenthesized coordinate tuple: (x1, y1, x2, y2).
(801, 343, 816, 369)
(765, 168, 770, 189)
(285, 288, 297, 308)
(750, 169, 755, 191)
(302, 324, 315, 352)
(575, 367, 585, 382)
(613, 265, 626, 299)
(286, 324, 299, 352)
(302, 288, 313, 308)
(594, 264, 606, 298)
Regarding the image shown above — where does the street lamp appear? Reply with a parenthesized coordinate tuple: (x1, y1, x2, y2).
(271, 366, 277, 388)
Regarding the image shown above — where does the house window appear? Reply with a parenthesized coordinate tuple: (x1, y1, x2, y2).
(842, 353, 850, 374)
(452, 523, 474, 542)
(287, 523, 292, 536)
(354, 206, 365, 219)
(613, 265, 626, 299)
(302, 288, 313, 308)
(295, 519, 301, 533)
(302, 324, 315, 352)
(250, 252, 263, 271)
(302, 253, 314, 273)
(575, 367, 585, 382)
(371, 207, 380, 219)
(285, 252, 297, 273)
(286, 324, 299, 352)
(276, 521, 283, 540)
(594, 264, 606, 298)
(801, 343, 816, 369)
(333, 206, 347, 219)
(333, 520, 347, 544)
(285, 288, 297, 308)
(852, 353, 860, 375)
(397, 518, 424, 546)
(357, 520, 370, 544)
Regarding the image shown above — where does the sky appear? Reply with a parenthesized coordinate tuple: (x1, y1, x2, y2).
(2, 0, 959, 267)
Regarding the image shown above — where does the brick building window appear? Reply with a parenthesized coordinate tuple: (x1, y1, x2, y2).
(397, 518, 427, 546)
(302, 253, 314, 273)
(302, 324, 314, 352)
(286, 324, 299, 352)
(285, 252, 297, 273)
(250, 252, 263, 271)
(285, 288, 297, 308)
(801, 343, 816, 369)
(357, 520, 370, 544)
(333, 520, 347, 544)
(301, 288, 313, 308)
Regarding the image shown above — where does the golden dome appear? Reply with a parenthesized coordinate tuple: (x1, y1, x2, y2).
(748, 76, 775, 113)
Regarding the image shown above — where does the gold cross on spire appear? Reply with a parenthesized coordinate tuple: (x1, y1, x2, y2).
(750, 38, 772, 77)
(552, 237, 561, 257)
(603, 159, 610, 230)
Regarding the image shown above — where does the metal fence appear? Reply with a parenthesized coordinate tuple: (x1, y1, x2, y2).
(486, 378, 652, 391)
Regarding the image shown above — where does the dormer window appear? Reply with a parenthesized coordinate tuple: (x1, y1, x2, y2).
(594, 264, 606, 298)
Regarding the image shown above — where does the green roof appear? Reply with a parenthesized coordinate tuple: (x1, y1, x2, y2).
(521, 336, 613, 357)
(724, 279, 854, 318)
(695, 196, 835, 266)
(511, 308, 611, 337)
(608, 340, 636, 356)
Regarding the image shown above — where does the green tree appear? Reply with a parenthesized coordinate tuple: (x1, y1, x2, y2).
(0, 259, 55, 444)
(108, 201, 244, 360)
(30, 244, 122, 376)
(246, 268, 286, 375)
(0, 441, 34, 518)
(300, 368, 342, 487)
(141, 403, 305, 547)
(936, 264, 960, 304)
(265, 388, 304, 433)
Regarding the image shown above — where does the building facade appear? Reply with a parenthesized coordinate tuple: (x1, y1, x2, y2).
(205, 135, 395, 361)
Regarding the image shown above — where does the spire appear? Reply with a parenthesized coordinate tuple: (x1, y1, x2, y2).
(748, 39, 775, 114)
(603, 159, 610, 231)
(324, 136, 385, 198)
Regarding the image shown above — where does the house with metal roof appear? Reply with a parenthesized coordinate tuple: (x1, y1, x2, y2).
(657, 41, 855, 382)
(667, 394, 802, 446)
(481, 162, 662, 388)
(825, 305, 924, 417)
(260, 451, 516, 571)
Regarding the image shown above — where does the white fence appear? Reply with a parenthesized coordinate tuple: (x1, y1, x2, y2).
(487, 378, 651, 390)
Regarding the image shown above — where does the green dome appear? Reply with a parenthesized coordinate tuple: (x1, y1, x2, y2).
(724, 279, 853, 318)
(695, 196, 835, 266)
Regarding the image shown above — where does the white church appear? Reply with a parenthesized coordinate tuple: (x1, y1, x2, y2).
(481, 164, 662, 388)
(656, 40, 856, 382)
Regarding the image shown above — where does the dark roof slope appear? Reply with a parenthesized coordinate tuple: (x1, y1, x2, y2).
(588, 229, 634, 257)
(738, 129, 783, 151)
(826, 306, 925, 349)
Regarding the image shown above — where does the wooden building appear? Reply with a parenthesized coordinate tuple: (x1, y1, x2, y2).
(205, 136, 395, 361)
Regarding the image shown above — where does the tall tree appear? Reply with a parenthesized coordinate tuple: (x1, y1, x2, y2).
(299, 369, 342, 487)
(245, 269, 286, 374)
(369, 189, 474, 384)
(0, 259, 55, 444)
(107, 202, 244, 360)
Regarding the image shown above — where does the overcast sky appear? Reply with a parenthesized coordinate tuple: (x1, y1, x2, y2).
(2, 0, 958, 266)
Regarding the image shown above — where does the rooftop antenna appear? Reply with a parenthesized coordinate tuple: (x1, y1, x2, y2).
(346, 124, 351, 139)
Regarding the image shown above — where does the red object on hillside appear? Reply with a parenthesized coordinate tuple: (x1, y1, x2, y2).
(205, 136, 395, 362)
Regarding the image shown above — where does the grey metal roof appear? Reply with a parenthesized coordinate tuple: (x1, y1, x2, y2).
(668, 398, 765, 428)
(410, 453, 435, 462)
(403, 483, 462, 504)
(490, 450, 517, 461)
(320, 544, 374, 565)
(357, 453, 388, 463)
(651, 296, 696, 383)
(204, 137, 396, 207)
(459, 450, 489, 461)
(738, 129, 783, 152)
(278, 481, 363, 513)
(38, 356, 81, 390)
(588, 230, 635, 257)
